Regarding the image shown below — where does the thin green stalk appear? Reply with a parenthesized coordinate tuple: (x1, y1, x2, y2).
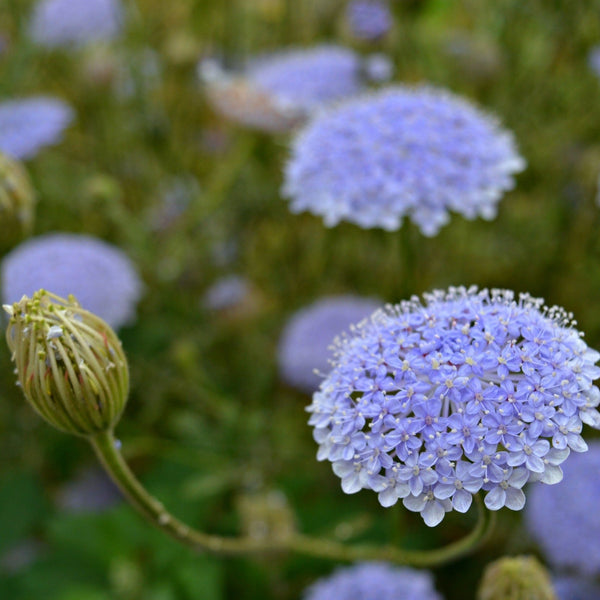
(90, 429, 495, 566)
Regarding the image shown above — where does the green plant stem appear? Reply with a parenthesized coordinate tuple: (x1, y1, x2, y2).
(90, 429, 495, 566)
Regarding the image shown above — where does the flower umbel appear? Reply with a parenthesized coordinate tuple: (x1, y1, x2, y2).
(5, 290, 129, 436)
(308, 287, 600, 526)
(283, 86, 525, 235)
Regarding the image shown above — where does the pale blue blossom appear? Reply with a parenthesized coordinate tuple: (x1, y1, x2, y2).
(2, 233, 142, 329)
(308, 287, 600, 526)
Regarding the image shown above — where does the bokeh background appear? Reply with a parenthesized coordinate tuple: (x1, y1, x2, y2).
(1, 0, 600, 598)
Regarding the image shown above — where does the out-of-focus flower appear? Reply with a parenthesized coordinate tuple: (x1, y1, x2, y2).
(525, 440, 600, 576)
(553, 577, 600, 600)
(29, 0, 123, 48)
(2, 233, 142, 329)
(588, 45, 600, 78)
(308, 287, 600, 526)
(57, 467, 122, 513)
(199, 46, 372, 133)
(303, 562, 443, 600)
(283, 86, 525, 236)
(0, 152, 36, 248)
(363, 53, 394, 82)
(0, 97, 74, 160)
(477, 556, 557, 600)
(278, 296, 381, 393)
(203, 275, 251, 311)
(344, 1, 392, 41)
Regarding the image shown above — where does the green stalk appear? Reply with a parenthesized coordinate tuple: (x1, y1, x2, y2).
(90, 429, 495, 566)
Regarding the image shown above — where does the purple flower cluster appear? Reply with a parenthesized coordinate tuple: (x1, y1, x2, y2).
(588, 45, 600, 79)
(525, 441, 600, 576)
(553, 577, 600, 600)
(29, 0, 123, 48)
(303, 562, 442, 600)
(345, 1, 392, 41)
(199, 46, 370, 133)
(279, 296, 381, 393)
(283, 86, 525, 236)
(2, 233, 143, 329)
(0, 97, 74, 160)
(308, 287, 600, 526)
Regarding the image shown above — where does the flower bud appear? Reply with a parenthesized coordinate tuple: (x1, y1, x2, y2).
(0, 151, 35, 249)
(477, 556, 557, 600)
(5, 290, 129, 436)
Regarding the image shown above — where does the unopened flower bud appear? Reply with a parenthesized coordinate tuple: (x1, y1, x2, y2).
(5, 290, 129, 436)
(477, 556, 557, 600)
(0, 151, 35, 248)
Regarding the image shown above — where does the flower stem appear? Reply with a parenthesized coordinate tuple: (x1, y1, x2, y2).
(89, 429, 495, 566)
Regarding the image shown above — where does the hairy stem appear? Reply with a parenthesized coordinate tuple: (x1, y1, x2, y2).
(90, 429, 495, 566)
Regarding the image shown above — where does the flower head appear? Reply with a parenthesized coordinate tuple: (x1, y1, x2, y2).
(345, 1, 392, 41)
(283, 86, 525, 235)
(200, 45, 369, 133)
(5, 290, 129, 436)
(303, 562, 442, 600)
(308, 287, 600, 526)
(279, 295, 381, 393)
(2, 233, 143, 329)
(588, 45, 600, 79)
(29, 0, 123, 48)
(0, 97, 74, 160)
(525, 440, 600, 576)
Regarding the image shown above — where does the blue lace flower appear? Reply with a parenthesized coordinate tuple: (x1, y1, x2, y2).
(303, 562, 442, 600)
(308, 287, 600, 526)
(29, 0, 123, 48)
(2, 233, 143, 329)
(283, 86, 525, 235)
(278, 296, 381, 393)
(0, 97, 74, 160)
(345, 1, 392, 41)
(553, 576, 600, 600)
(525, 440, 600, 576)
(200, 46, 370, 133)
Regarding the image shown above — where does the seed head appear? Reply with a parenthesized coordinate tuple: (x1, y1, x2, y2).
(5, 290, 129, 436)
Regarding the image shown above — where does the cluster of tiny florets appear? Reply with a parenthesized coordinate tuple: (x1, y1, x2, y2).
(199, 46, 370, 133)
(345, 0, 392, 41)
(525, 440, 600, 576)
(308, 287, 600, 526)
(2, 233, 143, 329)
(283, 86, 525, 236)
(0, 97, 74, 160)
(303, 562, 442, 600)
(279, 296, 381, 393)
(29, 0, 123, 48)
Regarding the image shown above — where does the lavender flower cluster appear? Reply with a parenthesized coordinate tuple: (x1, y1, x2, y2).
(2, 233, 142, 329)
(279, 296, 382, 393)
(308, 287, 600, 526)
(303, 562, 442, 600)
(283, 86, 525, 236)
(345, 0, 392, 41)
(526, 441, 600, 576)
(29, 0, 123, 49)
(0, 97, 74, 160)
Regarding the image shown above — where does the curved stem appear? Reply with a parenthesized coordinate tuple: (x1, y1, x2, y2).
(90, 429, 495, 566)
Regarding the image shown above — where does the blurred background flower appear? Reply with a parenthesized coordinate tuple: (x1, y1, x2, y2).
(278, 295, 381, 393)
(0, 97, 73, 160)
(1, 233, 142, 329)
(284, 86, 525, 235)
(29, 0, 124, 49)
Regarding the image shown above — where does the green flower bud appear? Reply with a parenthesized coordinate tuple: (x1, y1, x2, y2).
(5, 290, 129, 437)
(0, 151, 36, 248)
(477, 556, 557, 600)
